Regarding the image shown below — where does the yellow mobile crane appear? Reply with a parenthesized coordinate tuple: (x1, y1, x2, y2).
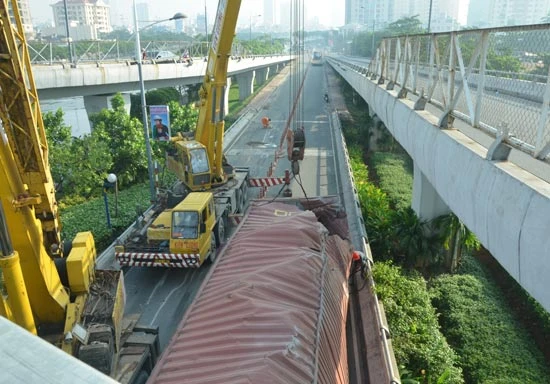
(116, 0, 253, 269)
(0, 2, 158, 382)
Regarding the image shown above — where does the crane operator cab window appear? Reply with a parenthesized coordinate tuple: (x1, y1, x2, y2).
(189, 148, 209, 174)
(172, 211, 199, 239)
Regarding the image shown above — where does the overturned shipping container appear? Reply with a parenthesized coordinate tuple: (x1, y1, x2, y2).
(148, 199, 354, 384)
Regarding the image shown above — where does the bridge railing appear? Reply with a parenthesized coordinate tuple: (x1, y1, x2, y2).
(27, 40, 275, 66)
(359, 24, 550, 160)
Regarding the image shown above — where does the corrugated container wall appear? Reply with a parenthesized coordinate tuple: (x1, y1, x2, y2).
(148, 200, 354, 384)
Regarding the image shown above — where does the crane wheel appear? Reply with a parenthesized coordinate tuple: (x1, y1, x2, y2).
(240, 182, 248, 212)
(236, 190, 244, 214)
(206, 233, 217, 264)
(214, 216, 226, 247)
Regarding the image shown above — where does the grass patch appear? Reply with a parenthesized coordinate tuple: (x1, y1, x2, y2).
(373, 262, 464, 383)
(369, 152, 413, 210)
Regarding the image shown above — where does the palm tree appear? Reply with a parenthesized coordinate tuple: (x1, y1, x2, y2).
(431, 213, 480, 272)
(392, 207, 441, 271)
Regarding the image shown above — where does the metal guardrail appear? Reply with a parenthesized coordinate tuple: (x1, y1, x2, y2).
(27, 39, 281, 66)
(352, 24, 550, 160)
(330, 110, 400, 384)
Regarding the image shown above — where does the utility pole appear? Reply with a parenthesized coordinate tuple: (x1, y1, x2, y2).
(428, 0, 433, 33)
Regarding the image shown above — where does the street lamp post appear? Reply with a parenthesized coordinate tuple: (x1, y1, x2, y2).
(371, 1, 376, 58)
(428, 0, 433, 33)
(132, 0, 186, 202)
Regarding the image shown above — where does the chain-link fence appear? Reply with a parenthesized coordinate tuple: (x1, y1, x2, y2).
(361, 24, 550, 159)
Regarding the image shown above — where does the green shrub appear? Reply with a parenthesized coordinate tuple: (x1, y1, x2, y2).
(430, 255, 550, 383)
(370, 152, 413, 210)
(373, 262, 464, 383)
(60, 182, 150, 252)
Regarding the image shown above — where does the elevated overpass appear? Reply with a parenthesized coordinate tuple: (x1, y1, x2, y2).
(328, 24, 550, 313)
(32, 55, 292, 100)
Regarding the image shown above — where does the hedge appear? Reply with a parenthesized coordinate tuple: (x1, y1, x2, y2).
(430, 255, 550, 383)
(373, 262, 464, 383)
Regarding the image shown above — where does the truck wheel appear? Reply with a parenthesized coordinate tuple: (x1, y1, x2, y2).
(134, 370, 149, 384)
(214, 217, 225, 247)
(240, 182, 248, 212)
(206, 233, 217, 264)
(236, 189, 244, 213)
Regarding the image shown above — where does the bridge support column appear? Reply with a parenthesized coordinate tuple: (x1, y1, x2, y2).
(255, 68, 269, 86)
(224, 77, 232, 116)
(269, 64, 279, 75)
(236, 71, 255, 101)
(84, 93, 131, 117)
(411, 164, 450, 221)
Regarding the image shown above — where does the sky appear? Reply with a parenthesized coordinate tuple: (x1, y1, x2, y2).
(27, 0, 345, 29)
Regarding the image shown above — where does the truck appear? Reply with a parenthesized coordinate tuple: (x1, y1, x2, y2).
(147, 197, 356, 384)
(0, 1, 158, 382)
(115, 0, 267, 268)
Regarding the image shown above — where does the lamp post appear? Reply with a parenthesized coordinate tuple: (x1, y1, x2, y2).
(249, 14, 261, 41)
(428, 0, 433, 33)
(103, 174, 117, 229)
(371, 1, 376, 58)
(205, 0, 208, 51)
(133, 0, 186, 202)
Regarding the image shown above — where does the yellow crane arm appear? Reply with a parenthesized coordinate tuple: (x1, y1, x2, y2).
(194, 0, 242, 184)
(0, 0, 69, 325)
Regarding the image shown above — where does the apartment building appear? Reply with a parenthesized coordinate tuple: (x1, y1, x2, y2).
(51, 0, 112, 40)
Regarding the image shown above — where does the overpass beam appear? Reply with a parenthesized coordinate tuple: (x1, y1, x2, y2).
(224, 77, 231, 115)
(236, 71, 255, 101)
(411, 164, 450, 221)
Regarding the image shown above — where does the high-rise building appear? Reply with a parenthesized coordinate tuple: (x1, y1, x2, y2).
(280, 0, 291, 31)
(264, 0, 277, 27)
(7, 0, 34, 37)
(51, 0, 112, 40)
(468, 0, 550, 28)
(467, 0, 493, 28)
(136, 2, 149, 30)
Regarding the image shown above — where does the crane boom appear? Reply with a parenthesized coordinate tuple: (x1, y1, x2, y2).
(167, 0, 242, 190)
(0, 0, 69, 325)
(195, 0, 241, 184)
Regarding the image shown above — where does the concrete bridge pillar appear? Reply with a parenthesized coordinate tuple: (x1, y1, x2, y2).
(224, 77, 232, 115)
(255, 68, 269, 86)
(83, 93, 131, 117)
(269, 64, 279, 75)
(411, 164, 450, 221)
(236, 71, 255, 101)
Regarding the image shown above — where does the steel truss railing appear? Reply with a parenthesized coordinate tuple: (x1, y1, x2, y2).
(345, 24, 550, 160)
(27, 39, 272, 66)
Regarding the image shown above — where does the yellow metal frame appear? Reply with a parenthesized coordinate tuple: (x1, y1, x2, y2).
(0, 0, 95, 342)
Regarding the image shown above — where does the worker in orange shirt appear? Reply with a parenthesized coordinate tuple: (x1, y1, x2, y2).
(261, 116, 271, 129)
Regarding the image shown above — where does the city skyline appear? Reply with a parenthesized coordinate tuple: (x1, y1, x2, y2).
(27, 0, 345, 30)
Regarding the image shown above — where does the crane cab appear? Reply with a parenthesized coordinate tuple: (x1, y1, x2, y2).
(170, 192, 217, 265)
(166, 140, 212, 191)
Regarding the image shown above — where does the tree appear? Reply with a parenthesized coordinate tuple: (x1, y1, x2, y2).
(432, 213, 480, 273)
(130, 87, 182, 119)
(43, 109, 75, 193)
(89, 93, 148, 186)
(43, 108, 113, 200)
(385, 16, 425, 36)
